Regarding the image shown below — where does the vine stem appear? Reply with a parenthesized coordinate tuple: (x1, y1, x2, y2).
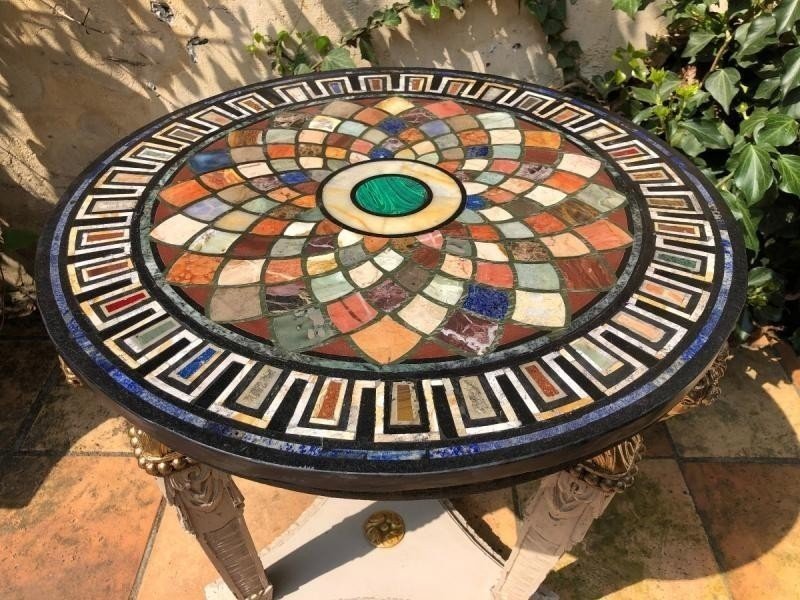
(702, 31, 732, 83)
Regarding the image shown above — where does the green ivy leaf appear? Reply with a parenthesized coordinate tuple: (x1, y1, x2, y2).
(775, 0, 800, 35)
(734, 15, 776, 58)
(293, 62, 313, 75)
(628, 86, 660, 104)
(430, 1, 441, 19)
(677, 119, 733, 149)
(314, 35, 331, 55)
(733, 144, 774, 204)
(670, 125, 705, 157)
(754, 77, 781, 100)
(704, 67, 740, 113)
(754, 113, 799, 146)
(781, 47, 800, 98)
(775, 154, 800, 196)
(682, 31, 718, 59)
(357, 36, 377, 64)
(720, 189, 760, 252)
(739, 107, 771, 137)
(382, 8, 402, 27)
(320, 47, 356, 71)
(612, 0, 642, 18)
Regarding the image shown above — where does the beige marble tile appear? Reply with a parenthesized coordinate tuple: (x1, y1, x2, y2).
(668, 346, 800, 458)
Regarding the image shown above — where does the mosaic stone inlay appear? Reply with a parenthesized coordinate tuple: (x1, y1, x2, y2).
(147, 96, 632, 365)
(38, 69, 745, 492)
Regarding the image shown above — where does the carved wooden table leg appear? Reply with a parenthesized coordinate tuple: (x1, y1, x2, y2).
(492, 435, 644, 600)
(128, 426, 273, 600)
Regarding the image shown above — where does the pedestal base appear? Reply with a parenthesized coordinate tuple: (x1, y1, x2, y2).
(205, 498, 502, 600)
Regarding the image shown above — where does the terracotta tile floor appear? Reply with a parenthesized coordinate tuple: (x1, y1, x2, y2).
(1, 314, 799, 600)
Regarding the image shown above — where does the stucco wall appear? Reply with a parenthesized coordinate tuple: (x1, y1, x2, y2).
(0, 0, 662, 231)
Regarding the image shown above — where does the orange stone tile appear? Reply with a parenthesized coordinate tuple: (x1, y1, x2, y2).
(266, 144, 296, 159)
(263, 258, 302, 284)
(458, 129, 490, 145)
(363, 236, 389, 253)
(468, 224, 500, 241)
(325, 146, 347, 159)
(291, 194, 316, 208)
(137, 479, 316, 600)
(482, 188, 516, 203)
(350, 139, 374, 154)
(251, 219, 289, 236)
(524, 130, 562, 148)
(355, 107, 388, 125)
(683, 462, 800, 600)
(315, 220, 341, 235)
(575, 219, 633, 251)
(425, 99, 466, 118)
(227, 129, 261, 147)
(526, 213, 567, 234)
(166, 253, 223, 285)
(476, 263, 513, 288)
(399, 128, 424, 143)
(0, 456, 161, 600)
(200, 168, 243, 190)
(158, 180, 208, 207)
(543, 171, 587, 194)
(490, 159, 519, 174)
(326, 293, 378, 333)
(350, 316, 421, 364)
(267, 187, 300, 202)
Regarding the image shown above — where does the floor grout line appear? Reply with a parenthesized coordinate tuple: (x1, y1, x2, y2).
(665, 420, 735, 600)
(129, 497, 166, 600)
(11, 450, 133, 458)
(10, 362, 60, 453)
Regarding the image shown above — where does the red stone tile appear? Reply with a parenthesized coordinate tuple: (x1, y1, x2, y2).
(476, 262, 513, 288)
(558, 257, 615, 290)
(350, 139, 374, 154)
(326, 293, 377, 333)
(490, 159, 519, 174)
(683, 462, 800, 600)
(526, 213, 567, 234)
(264, 258, 302, 284)
(0, 456, 161, 600)
(251, 218, 289, 236)
(468, 224, 500, 241)
(266, 144, 296, 159)
(425, 99, 466, 118)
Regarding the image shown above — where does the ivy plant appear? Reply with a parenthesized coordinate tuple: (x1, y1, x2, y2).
(594, 0, 800, 346)
(247, 1, 464, 75)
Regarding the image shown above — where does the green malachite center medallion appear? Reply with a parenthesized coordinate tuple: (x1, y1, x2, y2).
(352, 175, 431, 216)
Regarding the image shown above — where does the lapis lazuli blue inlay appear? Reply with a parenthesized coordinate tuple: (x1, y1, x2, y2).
(463, 285, 509, 320)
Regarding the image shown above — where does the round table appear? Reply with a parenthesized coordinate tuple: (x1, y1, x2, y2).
(37, 68, 746, 600)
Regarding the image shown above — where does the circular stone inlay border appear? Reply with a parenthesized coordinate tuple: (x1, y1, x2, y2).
(36, 68, 747, 496)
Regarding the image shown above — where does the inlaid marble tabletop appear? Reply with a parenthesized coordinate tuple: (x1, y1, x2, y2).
(37, 68, 746, 497)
